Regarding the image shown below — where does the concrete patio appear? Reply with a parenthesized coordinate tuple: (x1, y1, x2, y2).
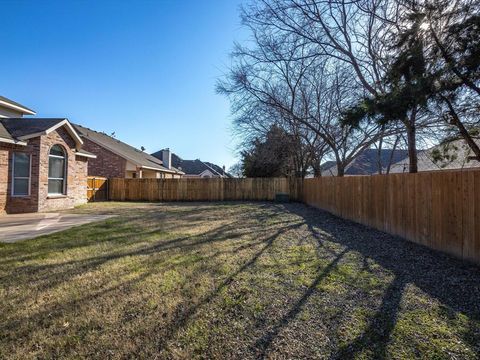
(0, 212, 113, 243)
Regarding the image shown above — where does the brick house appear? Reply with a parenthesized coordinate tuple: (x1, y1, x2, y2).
(0, 96, 96, 214)
(74, 124, 184, 179)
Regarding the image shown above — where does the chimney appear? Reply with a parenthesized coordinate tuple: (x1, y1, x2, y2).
(162, 148, 172, 169)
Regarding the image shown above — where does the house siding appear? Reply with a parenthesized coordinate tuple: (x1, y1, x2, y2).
(0, 127, 89, 214)
(81, 138, 127, 178)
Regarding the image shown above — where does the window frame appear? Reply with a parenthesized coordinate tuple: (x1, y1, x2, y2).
(11, 152, 32, 197)
(48, 145, 67, 196)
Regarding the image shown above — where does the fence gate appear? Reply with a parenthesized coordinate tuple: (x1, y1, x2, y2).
(87, 176, 108, 202)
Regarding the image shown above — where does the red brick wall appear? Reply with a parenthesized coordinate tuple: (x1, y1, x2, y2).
(37, 128, 88, 212)
(0, 127, 90, 214)
(81, 138, 126, 178)
(0, 139, 41, 214)
(0, 147, 6, 214)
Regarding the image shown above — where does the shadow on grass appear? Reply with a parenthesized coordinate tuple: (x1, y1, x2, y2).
(2, 201, 479, 358)
(0, 203, 305, 350)
(154, 220, 306, 351)
(285, 203, 480, 359)
(255, 248, 349, 358)
(332, 275, 406, 360)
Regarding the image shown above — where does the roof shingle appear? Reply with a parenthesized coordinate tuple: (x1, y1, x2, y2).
(0, 118, 66, 138)
(75, 124, 181, 173)
(151, 150, 230, 177)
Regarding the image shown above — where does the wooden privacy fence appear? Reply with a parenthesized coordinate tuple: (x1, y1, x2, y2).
(303, 169, 480, 264)
(109, 177, 302, 202)
(107, 171, 480, 264)
(87, 176, 109, 202)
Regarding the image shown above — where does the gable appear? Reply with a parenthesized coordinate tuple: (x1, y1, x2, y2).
(0, 118, 83, 149)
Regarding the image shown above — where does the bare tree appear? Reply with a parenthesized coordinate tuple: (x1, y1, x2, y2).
(238, 0, 436, 172)
(218, 26, 394, 176)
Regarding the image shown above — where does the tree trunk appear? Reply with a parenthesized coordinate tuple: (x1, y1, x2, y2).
(451, 119, 480, 162)
(405, 111, 418, 173)
(312, 156, 322, 177)
(385, 135, 401, 174)
(377, 132, 384, 175)
(443, 97, 480, 162)
(337, 163, 345, 177)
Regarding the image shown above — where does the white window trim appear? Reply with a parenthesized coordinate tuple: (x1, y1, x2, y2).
(48, 146, 67, 196)
(11, 153, 32, 197)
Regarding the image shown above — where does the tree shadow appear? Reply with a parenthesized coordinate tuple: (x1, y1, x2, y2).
(155, 220, 306, 352)
(285, 203, 480, 357)
(332, 275, 406, 359)
(1, 205, 306, 351)
(254, 248, 348, 358)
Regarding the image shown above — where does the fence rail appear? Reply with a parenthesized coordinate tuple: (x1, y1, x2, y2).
(108, 171, 479, 264)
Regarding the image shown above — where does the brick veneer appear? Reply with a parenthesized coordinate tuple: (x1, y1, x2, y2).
(0, 127, 89, 214)
(81, 138, 126, 178)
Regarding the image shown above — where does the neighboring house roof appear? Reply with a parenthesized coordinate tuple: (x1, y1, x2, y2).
(349, 149, 409, 175)
(389, 139, 480, 173)
(321, 149, 409, 176)
(0, 95, 36, 116)
(151, 150, 231, 177)
(75, 124, 181, 173)
(203, 162, 231, 177)
(320, 161, 337, 176)
(0, 118, 84, 148)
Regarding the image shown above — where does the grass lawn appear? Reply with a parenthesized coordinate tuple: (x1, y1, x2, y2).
(1, 202, 479, 359)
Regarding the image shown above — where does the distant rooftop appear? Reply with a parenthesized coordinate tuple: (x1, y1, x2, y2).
(151, 150, 231, 177)
(321, 148, 409, 176)
(0, 95, 36, 115)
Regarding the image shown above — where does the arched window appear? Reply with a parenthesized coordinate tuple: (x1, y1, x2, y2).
(48, 145, 67, 195)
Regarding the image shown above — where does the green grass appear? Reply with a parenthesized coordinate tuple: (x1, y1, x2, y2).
(0, 201, 479, 359)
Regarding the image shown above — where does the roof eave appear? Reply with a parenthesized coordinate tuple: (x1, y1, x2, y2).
(0, 137, 27, 146)
(75, 150, 97, 159)
(140, 165, 178, 173)
(0, 99, 36, 115)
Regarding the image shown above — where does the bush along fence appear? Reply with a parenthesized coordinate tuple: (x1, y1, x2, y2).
(108, 170, 480, 264)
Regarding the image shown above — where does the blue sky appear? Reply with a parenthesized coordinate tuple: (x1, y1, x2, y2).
(1, 0, 246, 168)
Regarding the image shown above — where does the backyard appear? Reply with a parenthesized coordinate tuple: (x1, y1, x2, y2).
(0, 201, 479, 359)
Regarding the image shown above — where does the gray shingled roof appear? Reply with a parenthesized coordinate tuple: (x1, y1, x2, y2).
(152, 150, 231, 177)
(0, 95, 35, 114)
(203, 162, 231, 177)
(0, 119, 94, 157)
(320, 161, 337, 176)
(0, 122, 15, 141)
(0, 118, 66, 138)
(389, 139, 480, 173)
(75, 124, 181, 173)
(321, 149, 410, 176)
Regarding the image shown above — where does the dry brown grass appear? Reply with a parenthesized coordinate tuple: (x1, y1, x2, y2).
(0, 201, 479, 359)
